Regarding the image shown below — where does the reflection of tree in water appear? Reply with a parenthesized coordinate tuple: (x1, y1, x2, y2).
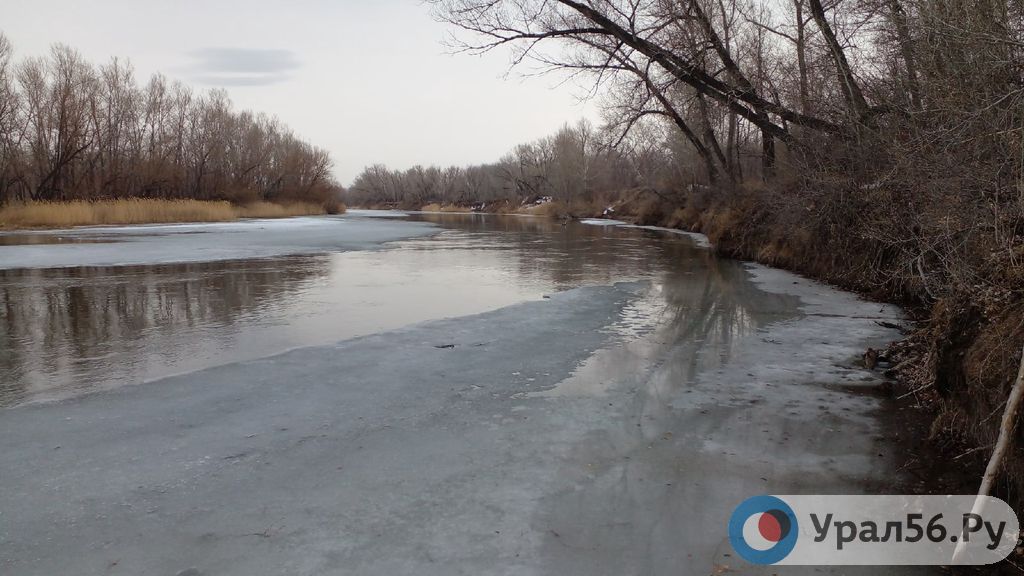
(0, 256, 329, 405)
(659, 254, 800, 377)
(420, 213, 803, 429)
(610, 257, 800, 455)
(413, 213, 796, 353)
(415, 213, 804, 425)
(415, 212, 701, 289)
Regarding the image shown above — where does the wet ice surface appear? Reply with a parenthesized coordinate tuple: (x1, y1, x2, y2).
(578, 218, 629, 226)
(0, 216, 437, 269)
(0, 213, 934, 575)
(580, 216, 714, 247)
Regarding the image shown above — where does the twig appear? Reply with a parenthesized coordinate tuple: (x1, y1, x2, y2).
(951, 444, 993, 461)
(897, 383, 932, 400)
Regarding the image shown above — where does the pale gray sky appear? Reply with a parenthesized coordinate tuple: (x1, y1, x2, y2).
(1, 0, 597, 184)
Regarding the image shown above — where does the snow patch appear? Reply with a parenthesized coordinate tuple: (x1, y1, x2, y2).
(617, 224, 712, 248)
(579, 218, 628, 226)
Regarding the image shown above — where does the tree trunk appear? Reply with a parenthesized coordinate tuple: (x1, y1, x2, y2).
(794, 0, 810, 116)
(888, 0, 922, 110)
(697, 93, 732, 182)
(762, 129, 776, 179)
(806, 0, 871, 121)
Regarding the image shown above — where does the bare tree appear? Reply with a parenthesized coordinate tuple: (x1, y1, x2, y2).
(0, 38, 342, 207)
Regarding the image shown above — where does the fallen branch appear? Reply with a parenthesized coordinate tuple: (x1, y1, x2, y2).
(952, 342, 1024, 563)
(951, 444, 994, 461)
(896, 383, 933, 400)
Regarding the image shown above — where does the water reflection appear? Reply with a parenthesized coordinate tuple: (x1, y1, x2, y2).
(0, 257, 330, 405)
(413, 212, 795, 353)
(0, 213, 795, 406)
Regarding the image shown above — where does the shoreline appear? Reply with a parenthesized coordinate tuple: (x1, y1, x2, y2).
(0, 199, 342, 231)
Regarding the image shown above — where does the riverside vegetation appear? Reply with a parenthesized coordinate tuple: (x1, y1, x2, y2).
(0, 35, 344, 227)
(0, 199, 334, 229)
(344, 0, 1024, 512)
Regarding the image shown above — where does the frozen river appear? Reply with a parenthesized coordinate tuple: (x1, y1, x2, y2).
(0, 212, 929, 575)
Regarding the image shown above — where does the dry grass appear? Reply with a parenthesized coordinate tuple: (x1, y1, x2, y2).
(0, 199, 237, 228)
(0, 199, 333, 229)
(420, 203, 469, 213)
(517, 201, 570, 218)
(232, 201, 328, 219)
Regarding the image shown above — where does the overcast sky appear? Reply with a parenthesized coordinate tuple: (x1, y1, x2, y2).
(1, 0, 597, 185)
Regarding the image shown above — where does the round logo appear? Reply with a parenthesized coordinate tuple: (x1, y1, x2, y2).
(729, 495, 798, 564)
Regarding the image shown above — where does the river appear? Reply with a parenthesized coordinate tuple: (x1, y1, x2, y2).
(0, 212, 928, 575)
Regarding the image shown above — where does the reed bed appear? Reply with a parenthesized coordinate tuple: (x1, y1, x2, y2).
(232, 201, 328, 219)
(420, 203, 471, 213)
(0, 199, 332, 229)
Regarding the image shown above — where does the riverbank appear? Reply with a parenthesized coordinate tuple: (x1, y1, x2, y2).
(379, 199, 579, 218)
(0, 199, 345, 229)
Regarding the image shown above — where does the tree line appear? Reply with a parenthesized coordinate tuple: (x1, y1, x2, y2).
(0, 34, 342, 207)
(346, 119, 705, 208)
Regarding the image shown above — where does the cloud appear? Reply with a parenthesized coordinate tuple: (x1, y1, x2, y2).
(186, 47, 300, 86)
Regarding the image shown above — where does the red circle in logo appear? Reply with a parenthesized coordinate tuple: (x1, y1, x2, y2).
(758, 512, 783, 542)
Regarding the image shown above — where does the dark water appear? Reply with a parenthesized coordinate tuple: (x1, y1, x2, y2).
(0, 213, 791, 406)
